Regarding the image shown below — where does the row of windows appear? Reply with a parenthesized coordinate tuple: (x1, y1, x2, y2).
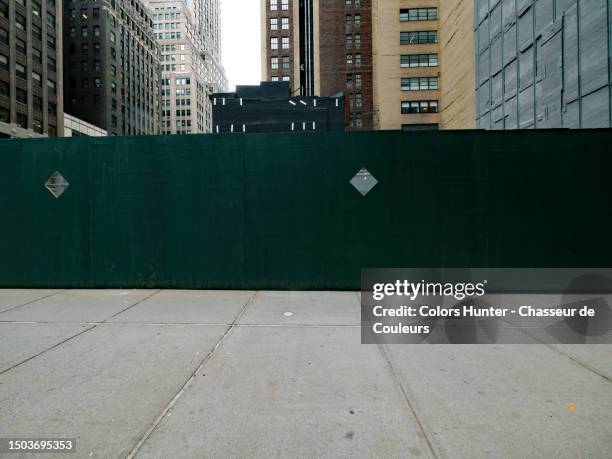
(270, 17, 289, 30)
(1, 59, 56, 92)
(346, 33, 361, 49)
(401, 77, 438, 91)
(400, 8, 437, 22)
(0, 25, 56, 50)
(0, 80, 57, 109)
(400, 31, 437, 45)
(345, 0, 361, 7)
(270, 75, 290, 82)
(346, 72, 362, 87)
(400, 53, 438, 68)
(270, 36, 290, 50)
(271, 56, 290, 69)
(152, 12, 181, 21)
(0, 106, 56, 134)
(270, 0, 289, 11)
(348, 93, 363, 108)
(346, 14, 361, 26)
(401, 100, 438, 114)
(346, 53, 362, 66)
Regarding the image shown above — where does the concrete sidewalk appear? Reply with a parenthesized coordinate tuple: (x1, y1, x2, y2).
(0, 290, 610, 459)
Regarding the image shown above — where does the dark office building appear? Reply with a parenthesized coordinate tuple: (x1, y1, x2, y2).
(0, 0, 63, 138)
(63, 0, 161, 136)
(475, 0, 612, 129)
(211, 81, 345, 133)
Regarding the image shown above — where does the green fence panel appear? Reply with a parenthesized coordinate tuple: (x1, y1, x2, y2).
(0, 129, 611, 290)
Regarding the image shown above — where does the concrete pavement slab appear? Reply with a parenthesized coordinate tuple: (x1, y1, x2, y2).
(0, 323, 89, 373)
(109, 290, 254, 324)
(135, 326, 434, 459)
(0, 290, 63, 314)
(549, 344, 612, 380)
(385, 344, 612, 458)
(0, 323, 228, 459)
(239, 291, 361, 325)
(0, 290, 157, 323)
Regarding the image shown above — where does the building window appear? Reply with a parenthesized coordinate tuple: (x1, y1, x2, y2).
(282, 56, 290, 69)
(0, 107, 9, 122)
(32, 48, 42, 64)
(282, 36, 289, 49)
(0, 27, 7, 45)
(346, 73, 353, 87)
(81, 26, 88, 37)
(355, 33, 361, 49)
(32, 71, 42, 87)
(271, 56, 279, 69)
(281, 17, 289, 29)
(16, 88, 27, 104)
(0, 2, 7, 20)
(355, 73, 362, 87)
(400, 31, 437, 45)
(46, 11, 55, 28)
(16, 113, 27, 128)
(281, 0, 289, 10)
(271, 76, 279, 81)
(32, 24, 42, 41)
(48, 57, 56, 72)
(94, 26, 100, 37)
(270, 18, 278, 30)
(270, 0, 277, 11)
(400, 8, 437, 21)
(0, 80, 8, 99)
(16, 38, 26, 55)
(401, 53, 438, 68)
(15, 63, 26, 79)
(401, 76, 438, 91)
(354, 14, 360, 26)
(271, 37, 279, 50)
(355, 54, 361, 66)
(346, 54, 353, 64)
(47, 34, 56, 49)
(346, 34, 353, 48)
(33, 95, 42, 110)
(0, 53, 7, 71)
(355, 93, 362, 108)
(32, 1, 41, 17)
(15, 13, 26, 31)
(401, 100, 438, 114)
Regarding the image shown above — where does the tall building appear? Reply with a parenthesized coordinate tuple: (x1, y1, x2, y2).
(210, 81, 345, 133)
(260, 0, 479, 131)
(0, 0, 63, 138)
(148, 0, 227, 135)
(260, 0, 374, 130)
(63, 0, 161, 136)
(372, 1, 441, 130)
(475, 0, 612, 129)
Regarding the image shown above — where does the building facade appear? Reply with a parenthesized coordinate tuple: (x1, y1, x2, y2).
(211, 81, 345, 133)
(0, 0, 63, 138)
(148, 0, 227, 135)
(260, 0, 373, 130)
(372, 0, 441, 130)
(475, 0, 612, 129)
(63, 0, 161, 136)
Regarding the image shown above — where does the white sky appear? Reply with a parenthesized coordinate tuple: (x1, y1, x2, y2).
(222, 0, 262, 91)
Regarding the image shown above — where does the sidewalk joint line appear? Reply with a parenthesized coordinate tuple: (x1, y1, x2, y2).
(0, 289, 67, 316)
(0, 290, 163, 377)
(125, 290, 258, 459)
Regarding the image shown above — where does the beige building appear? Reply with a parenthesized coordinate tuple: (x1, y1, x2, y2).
(149, 0, 227, 135)
(372, 0, 474, 130)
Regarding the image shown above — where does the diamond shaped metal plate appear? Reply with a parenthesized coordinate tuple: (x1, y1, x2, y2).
(350, 167, 378, 196)
(45, 171, 70, 199)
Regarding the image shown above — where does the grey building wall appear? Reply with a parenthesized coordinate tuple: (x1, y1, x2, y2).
(475, 0, 612, 129)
